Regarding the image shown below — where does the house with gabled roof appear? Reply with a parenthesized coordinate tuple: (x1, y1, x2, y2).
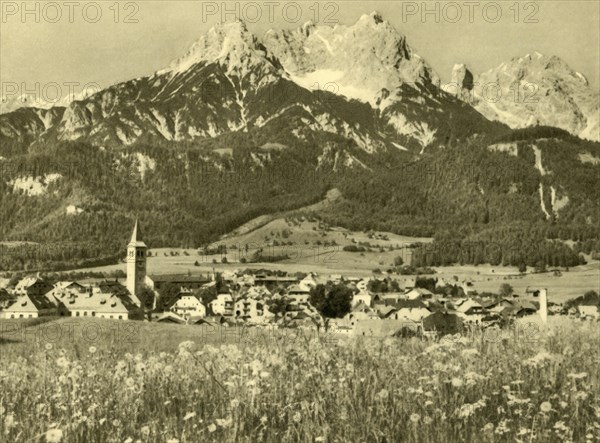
(483, 298, 515, 313)
(385, 299, 431, 322)
(169, 291, 206, 319)
(14, 277, 53, 296)
(456, 298, 488, 324)
(343, 301, 379, 326)
(48, 282, 88, 306)
(156, 311, 186, 324)
(1, 293, 56, 318)
(405, 288, 435, 300)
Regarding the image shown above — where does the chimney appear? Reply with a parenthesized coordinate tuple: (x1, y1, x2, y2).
(539, 289, 548, 323)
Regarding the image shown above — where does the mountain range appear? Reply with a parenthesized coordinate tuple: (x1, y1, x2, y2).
(0, 13, 599, 271)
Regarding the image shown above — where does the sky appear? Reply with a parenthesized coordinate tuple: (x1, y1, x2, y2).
(1, 0, 599, 100)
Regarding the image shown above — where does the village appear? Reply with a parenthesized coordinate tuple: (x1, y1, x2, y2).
(1, 221, 598, 337)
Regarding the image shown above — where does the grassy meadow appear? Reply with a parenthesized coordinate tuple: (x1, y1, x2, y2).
(1, 317, 599, 442)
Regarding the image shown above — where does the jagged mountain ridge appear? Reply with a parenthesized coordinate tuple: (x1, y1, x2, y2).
(445, 52, 599, 141)
(0, 17, 502, 155)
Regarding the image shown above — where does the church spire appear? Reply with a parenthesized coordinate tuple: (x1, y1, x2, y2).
(128, 219, 146, 247)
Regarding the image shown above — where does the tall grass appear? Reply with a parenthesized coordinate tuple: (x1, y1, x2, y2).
(0, 317, 598, 442)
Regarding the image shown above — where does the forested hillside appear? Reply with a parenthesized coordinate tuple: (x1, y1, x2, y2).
(1, 124, 598, 271)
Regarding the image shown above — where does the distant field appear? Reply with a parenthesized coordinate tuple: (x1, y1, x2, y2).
(1, 317, 599, 442)
(45, 214, 599, 303)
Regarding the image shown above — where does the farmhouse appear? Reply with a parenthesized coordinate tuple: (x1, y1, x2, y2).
(48, 281, 88, 305)
(1, 293, 56, 319)
(67, 293, 133, 320)
(456, 299, 488, 324)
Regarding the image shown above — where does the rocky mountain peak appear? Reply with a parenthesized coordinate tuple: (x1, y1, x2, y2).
(448, 53, 599, 141)
(358, 11, 385, 25)
(262, 12, 438, 105)
(158, 20, 279, 77)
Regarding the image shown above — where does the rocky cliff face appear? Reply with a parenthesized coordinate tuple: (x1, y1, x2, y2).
(444, 53, 599, 141)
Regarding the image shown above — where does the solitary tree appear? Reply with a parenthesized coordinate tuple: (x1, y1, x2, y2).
(309, 283, 353, 320)
(499, 283, 514, 298)
(393, 256, 404, 266)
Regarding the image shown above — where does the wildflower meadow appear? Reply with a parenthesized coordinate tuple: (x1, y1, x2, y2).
(0, 317, 599, 443)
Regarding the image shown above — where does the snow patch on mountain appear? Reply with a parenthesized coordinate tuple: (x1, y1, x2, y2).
(538, 184, 551, 220)
(391, 142, 409, 151)
(488, 143, 518, 156)
(66, 205, 84, 215)
(532, 146, 548, 175)
(550, 186, 569, 217)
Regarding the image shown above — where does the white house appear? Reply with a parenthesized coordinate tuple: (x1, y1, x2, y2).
(209, 293, 233, 316)
(171, 294, 206, 319)
(353, 290, 372, 307)
(233, 298, 273, 323)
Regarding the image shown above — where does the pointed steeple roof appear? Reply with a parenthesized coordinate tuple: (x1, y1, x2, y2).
(128, 219, 147, 247)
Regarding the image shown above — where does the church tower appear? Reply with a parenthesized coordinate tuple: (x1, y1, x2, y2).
(126, 219, 147, 307)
